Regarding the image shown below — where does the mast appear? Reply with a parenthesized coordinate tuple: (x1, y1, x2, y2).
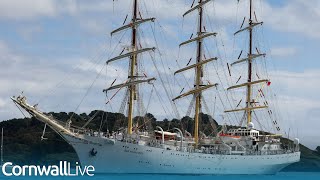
(128, 0, 138, 135)
(225, 0, 268, 127)
(246, 0, 253, 125)
(173, 0, 218, 147)
(194, 0, 204, 147)
(105, 0, 156, 135)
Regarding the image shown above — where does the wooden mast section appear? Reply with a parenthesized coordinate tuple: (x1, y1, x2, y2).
(247, 0, 253, 125)
(127, 0, 138, 135)
(173, 0, 218, 147)
(194, 0, 204, 147)
(105, 0, 156, 135)
(225, 0, 268, 127)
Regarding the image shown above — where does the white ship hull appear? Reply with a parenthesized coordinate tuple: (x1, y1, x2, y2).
(62, 134, 300, 175)
(10, 96, 301, 175)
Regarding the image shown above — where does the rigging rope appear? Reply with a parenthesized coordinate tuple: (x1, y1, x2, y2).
(119, 89, 129, 114)
(13, 101, 27, 118)
(186, 95, 196, 117)
(203, 4, 243, 125)
(69, 64, 106, 121)
(150, 21, 181, 119)
(143, 85, 155, 115)
(152, 84, 171, 117)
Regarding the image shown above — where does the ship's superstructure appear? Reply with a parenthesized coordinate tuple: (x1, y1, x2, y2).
(11, 0, 300, 175)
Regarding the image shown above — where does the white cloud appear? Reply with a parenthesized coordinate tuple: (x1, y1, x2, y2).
(0, 98, 6, 108)
(269, 70, 320, 148)
(0, 0, 104, 20)
(259, 0, 320, 39)
(80, 19, 107, 34)
(271, 70, 320, 98)
(0, 41, 24, 68)
(0, 0, 56, 20)
(0, 0, 319, 41)
(270, 47, 297, 58)
(17, 26, 43, 41)
(0, 41, 109, 119)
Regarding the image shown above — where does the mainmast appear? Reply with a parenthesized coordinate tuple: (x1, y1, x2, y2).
(194, 0, 204, 147)
(128, 0, 138, 135)
(104, 0, 156, 135)
(225, 0, 268, 127)
(173, 0, 218, 147)
(246, 0, 253, 125)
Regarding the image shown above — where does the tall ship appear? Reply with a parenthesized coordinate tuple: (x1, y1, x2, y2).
(11, 0, 300, 174)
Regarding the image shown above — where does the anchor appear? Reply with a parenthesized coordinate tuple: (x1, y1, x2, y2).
(90, 148, 97, 157)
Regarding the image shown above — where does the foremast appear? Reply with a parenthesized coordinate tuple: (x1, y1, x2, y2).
(173, 0, 218, 147)
(225, 0, 267, 127)
(128, 0, 138, 135)
(105, 0, 156, 135)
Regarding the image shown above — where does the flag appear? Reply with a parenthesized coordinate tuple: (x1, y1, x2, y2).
(267, 81, 271, 86)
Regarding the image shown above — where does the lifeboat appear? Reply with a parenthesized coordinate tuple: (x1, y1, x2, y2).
(218, 133, 241, 143)
(154, 130, 177, 141)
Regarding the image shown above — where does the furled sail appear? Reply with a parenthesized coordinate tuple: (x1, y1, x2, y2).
(183, 0, 212, 17)
(106, 47, 156, 64)
(234, 22, 263, 35)
(227, 79, 269, 90)
(179, 32, 217, 47)
(174, 57, 217, 75)
(172, 84, 217, 101)
(103, 78, 156, 92)
(231, 53, 266, 66)
(111, 18, 156, 35)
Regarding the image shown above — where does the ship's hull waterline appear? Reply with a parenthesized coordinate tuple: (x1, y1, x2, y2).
(62, 134, 300, 175)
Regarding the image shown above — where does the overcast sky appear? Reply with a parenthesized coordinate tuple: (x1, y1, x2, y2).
(0, 0, 319, 149)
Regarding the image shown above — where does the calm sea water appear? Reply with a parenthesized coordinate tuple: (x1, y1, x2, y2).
(1, 172, 319, 180)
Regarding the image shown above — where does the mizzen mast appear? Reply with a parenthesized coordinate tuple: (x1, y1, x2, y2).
(173, 0, 218, 146)
(105, 0, 156, 135)
(225, 0, 268, 127)
(247, 0, 253, 125)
